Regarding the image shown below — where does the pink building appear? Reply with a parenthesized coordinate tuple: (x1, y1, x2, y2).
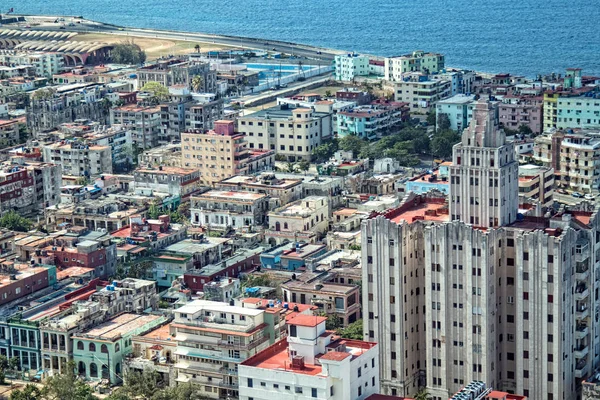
(498, 96, 543, 134)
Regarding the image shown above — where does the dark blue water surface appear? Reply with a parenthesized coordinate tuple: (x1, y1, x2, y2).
(14, 0, 600, 77)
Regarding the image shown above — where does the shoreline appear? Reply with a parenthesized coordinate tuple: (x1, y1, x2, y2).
(9, 14, 537, 79)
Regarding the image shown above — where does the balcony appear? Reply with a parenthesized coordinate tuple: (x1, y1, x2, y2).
(576, 324, 589, 340)
(575, 359, 589, 379)
(576, 305, 589, 320)
(576, 264, 590, 281)
(575, 286, 589, 301)
(574, 345, 589, 359)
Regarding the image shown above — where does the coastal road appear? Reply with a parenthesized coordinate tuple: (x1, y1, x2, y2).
(20, 15, 340, 62)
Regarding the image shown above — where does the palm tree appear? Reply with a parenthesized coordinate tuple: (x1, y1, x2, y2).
(194, 44, 200, 54)
(415, 389, 432, 400)
(191, 74, 204, 92)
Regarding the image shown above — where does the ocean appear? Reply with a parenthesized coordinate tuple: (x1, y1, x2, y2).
(14, 0, 600, 77)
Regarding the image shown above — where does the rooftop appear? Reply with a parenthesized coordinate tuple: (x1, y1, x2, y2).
(287, 314, 327, 327)
(76, 313, 162, 341)
(381, 195, 449, 224)
(196, 190, 267, 202)
(165, 238, 228, 254)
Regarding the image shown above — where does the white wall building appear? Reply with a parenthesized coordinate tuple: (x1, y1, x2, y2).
(334, 54, 370, 82)
(238, 314, 379, 400)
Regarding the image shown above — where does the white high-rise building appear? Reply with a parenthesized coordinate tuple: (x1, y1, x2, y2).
(363, 100, 599, 400)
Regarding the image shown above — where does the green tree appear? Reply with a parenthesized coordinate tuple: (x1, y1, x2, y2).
(177, 202, 191, 220)
(415, 389, 433, 400)
(437, 113, 451, 130)
(107, 370, 164, 400)
(430, 129, 461, 159)
(141, 81, 169, 104)
(518, 124, 533, 136)
(336, 319, 363, 340)
(32, 88, 55, 100)
(311, 138, 338, 162)
(324, 90, 332, 97)
(0, 355, 19, 385)
(339, 134, 366, 156)
(426, 110, 436, 126)
(0, 211, 33, 232)
(111, 42, 146, 65)
(191, 75, 204, 92)
(10, 384, 42, 400)
(297, 159, 310, 174)
(41, 361, 98, 400)
(284, 161, 298, 173)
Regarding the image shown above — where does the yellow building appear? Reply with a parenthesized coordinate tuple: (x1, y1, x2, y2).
(181, 120, 274, 186)
(543, 92, 560, 131)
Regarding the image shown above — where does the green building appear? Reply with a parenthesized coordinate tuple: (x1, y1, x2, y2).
(72, 313, 166, 384)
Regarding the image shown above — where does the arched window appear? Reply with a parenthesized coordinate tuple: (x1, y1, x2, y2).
(77, 341, 84, 350)
(114, 343, 120, 353)
(284, 222, 288, 230)
(90, 362, 98, 377)
(101, 344, 108, 354)
(89, 343, 96, 352)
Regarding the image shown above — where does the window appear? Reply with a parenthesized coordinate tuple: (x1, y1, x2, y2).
(89, 343, 96, 352)
(312, 388, 318, 398)
(101, 344, 108, 353)
(295, 387, 303, 394)
(77, 341, 84, 350)
(247, 378, 253, 388)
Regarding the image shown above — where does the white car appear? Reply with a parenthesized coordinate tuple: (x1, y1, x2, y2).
(584, 194, 595, 200)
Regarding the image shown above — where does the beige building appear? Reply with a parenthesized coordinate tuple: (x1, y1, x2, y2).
(533, 131, 600, 194)
(42, 141, 112, 177)
(363, 102, 596, 400)
(182, 120, 274, 185)
(237, 104, 333, 161)
(518, 165, 554, 206)
(217, 173, 302, 207)
(393, 77, 452, 112)
(170, 300, 272, 399)
(266, 196, 329, 245)
(385, 51, 445, 82)
(110, 104, 161, 149)
(190, 190, 269, 230)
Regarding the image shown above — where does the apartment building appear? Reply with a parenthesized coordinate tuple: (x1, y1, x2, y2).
(190, 190, 269, 230)
(126, 323, 177, 386)
(0, 119, 20, 147)
(363, 101, 596, 400)
(83, 126, 133, 172)
(394, 76, 452, 112)
(0, 161, 61, 215)
(518, 164, 554, 206)
(26, 84, 109, 135)
(557, 94, 600, 130)
(499, 96, 543, 134)
(237, 104, 333, 161)
(0, 51, 65, 78)
(337, 100, 409, 140)
(281, 275, 360, 327)
(170, 300, 274, 399)
(42, 141, 112, 177)
(184, 100, 224, 131)
(0, 262, 57, 306)
(109, 104, 161, 149)
(266, 196, 330, 245)
(72, 313, 165, 384)
(334, 53, 370, 81)
(436, 94, 475, 131)
(132, 166, 201, 198)
(216, 173, 303, 206)
(556, 133, 600, 194)
(385, 51, 445, 82)
(137, 58, 217, 93)
(238, 315, 379, 400)
(182, 120, 273, 185)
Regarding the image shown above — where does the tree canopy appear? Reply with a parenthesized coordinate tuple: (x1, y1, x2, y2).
(141, 82, 169, 104)
(336, 319, 363, 340)
(430, 129, 461, 159)
(0, 211, 33, 232)
(111, 42, 146, 65)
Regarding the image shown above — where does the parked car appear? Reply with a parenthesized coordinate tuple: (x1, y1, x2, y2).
(584, 194, 595, 200)
(572, 192, 584, 198)
(556, 189, 568, 194)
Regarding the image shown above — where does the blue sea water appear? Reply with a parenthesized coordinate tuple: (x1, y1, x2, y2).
(14, 0, 600, 77)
